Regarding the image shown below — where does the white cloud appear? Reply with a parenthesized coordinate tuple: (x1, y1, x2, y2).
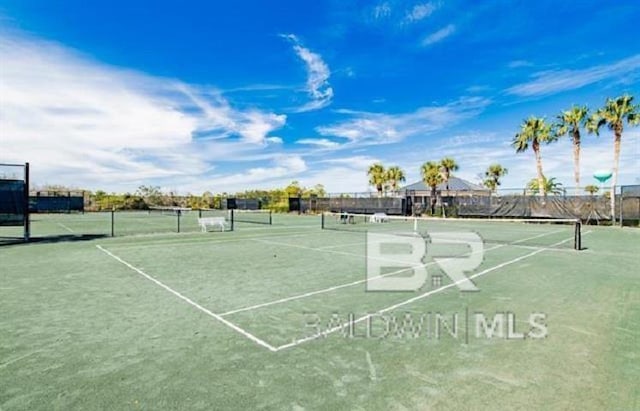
(422, 24, 456, 46)
(316, 97, 490, 146)
(507, 60, 533, 68)
(506, 54, 640, 97)
(281, 34, 333, 112)
(296, 138, 341, 148)
(405, 2, 438, 23)
(297, 155, 382, 193)
(321, 155, 381, 170)
(266, 136, 283, 144)
(373, 2, 392, 20)
(204, 155, 308, 192)
(0, 31, 286, 191)
(174, 85, 286, 144)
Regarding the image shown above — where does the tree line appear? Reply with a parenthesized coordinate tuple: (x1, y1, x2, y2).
(74, 181, 327, 211)
(367, 94, 638, 219)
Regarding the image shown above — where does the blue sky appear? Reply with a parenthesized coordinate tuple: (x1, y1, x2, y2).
(1, 0, 639, 194)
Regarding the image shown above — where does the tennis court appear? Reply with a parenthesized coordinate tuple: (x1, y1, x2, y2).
(1, 213, 639, 410)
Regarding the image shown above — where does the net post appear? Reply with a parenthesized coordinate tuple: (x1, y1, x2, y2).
(269, 210, 272, 225)
(24, 162, 30, 242)
(230, 209, 234, 231)
(177, 209, 181, 233)
(321, 213, 325, 229)
(198, 209, 202, 219)
(111, 207, 115, 237)
(574, 220, 581, 250)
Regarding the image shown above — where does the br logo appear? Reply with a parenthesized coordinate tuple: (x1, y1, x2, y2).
(365, 231, 484, 292)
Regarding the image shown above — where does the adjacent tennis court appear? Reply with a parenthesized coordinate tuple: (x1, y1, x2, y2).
(1, 213, 639, 410)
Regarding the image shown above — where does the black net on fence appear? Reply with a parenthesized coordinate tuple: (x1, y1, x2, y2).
(301, 197, 406, 215)
(0, 179, 26, 226)
(457, 195, 610, 220)
(621, 185, 640, 223)
(29, 193, 84, 213)
(226, 198, 262, 210)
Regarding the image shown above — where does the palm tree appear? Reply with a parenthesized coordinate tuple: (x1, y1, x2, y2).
(368, 163, 387, 197)
(439, 157, 459, 191)
(512, 117, 556, 196)
(483, 164, 508, 193)
(555, 105, 589, 190)
(584, 185, 599, 196)
(385, 166, 406, 195)
(587, 94, 639, 220)
(527, 176, 564, 195)
(421, 161, 443, 215)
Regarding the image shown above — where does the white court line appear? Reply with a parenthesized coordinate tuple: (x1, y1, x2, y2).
(95, 245, 278, 352)
(274, 230, 591, 351)
(57, 222, 75, 233)
(235, 224, 318, 231)
(220, 229, 566, 317)
(106, 230, 315, 250)
(507, 243, 579, 253)
(252, 237, 414, 265)
(316, 241, 367, 250)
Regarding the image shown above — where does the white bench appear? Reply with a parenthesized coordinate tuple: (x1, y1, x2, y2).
(369, 213, 389, 223)
(198, 217, 227, 232)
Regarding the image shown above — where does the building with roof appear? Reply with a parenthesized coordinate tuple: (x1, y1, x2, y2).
(402, 176, 491, 214)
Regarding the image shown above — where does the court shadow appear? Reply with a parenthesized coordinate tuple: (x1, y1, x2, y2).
(0, 234, 109, 247)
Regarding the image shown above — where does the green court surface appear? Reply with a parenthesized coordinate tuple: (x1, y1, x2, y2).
(1, 214, 639, 410)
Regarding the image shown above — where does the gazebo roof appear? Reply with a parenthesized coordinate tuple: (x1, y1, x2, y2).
(402, 176, 488, 192)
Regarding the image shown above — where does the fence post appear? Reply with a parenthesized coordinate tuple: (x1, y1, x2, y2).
(619, 191, 623, 227)
(24, 162, 30, 242)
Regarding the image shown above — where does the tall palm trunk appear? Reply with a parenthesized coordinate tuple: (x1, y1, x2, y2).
(377, 184, 383, 198)
(611, 127, 622, 221)
(533, 141, 545, 197)
(444, 171, 450, 191)
(430, 185, 437, 215)
(572, 130, 581, 190)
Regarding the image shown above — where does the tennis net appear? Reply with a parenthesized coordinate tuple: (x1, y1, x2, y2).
(231, 209, 272, 225)
(148, 206, 192, 216)
(321, 212, 582, 250)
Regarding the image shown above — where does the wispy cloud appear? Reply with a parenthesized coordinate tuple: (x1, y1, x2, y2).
(422, 24, 456, 46)
(281, 34, 333, 112)
(296, 138, 341, 148)
(404, 2, 438, 23)
(321, 155, 381, 169)
(0, 30, 286, 191)
(506, 54, 640, 96)
(372, 2, 392, 20)
(316, 97, 490, 146)
(465, 85, 492, 93)
(507, 60, 533, 68)
(266, 136, 283, 144)
(206, 155, 308, 191)
(300, 156, 382, 193)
